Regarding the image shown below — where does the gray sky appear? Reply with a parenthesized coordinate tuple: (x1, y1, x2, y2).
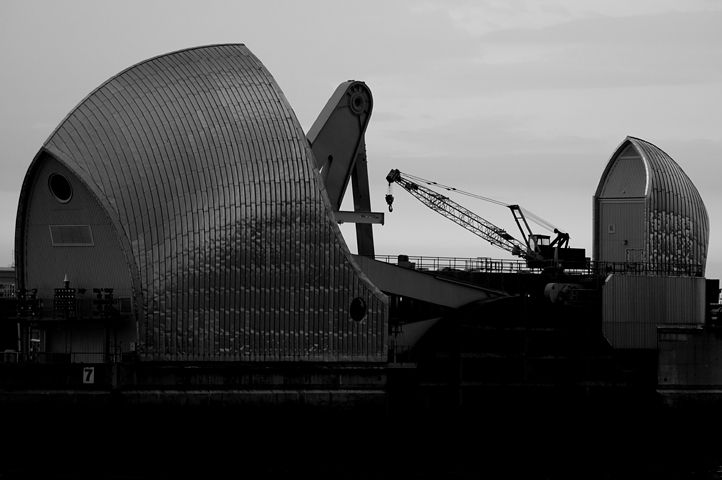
(1, 0, 721, 280)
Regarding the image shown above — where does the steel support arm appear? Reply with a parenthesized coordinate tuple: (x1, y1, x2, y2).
(308, 81, 377, 255)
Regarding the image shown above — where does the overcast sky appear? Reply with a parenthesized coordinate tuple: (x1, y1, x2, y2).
(1, 0, 721, 280)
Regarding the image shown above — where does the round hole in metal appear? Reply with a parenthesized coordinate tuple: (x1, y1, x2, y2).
(349, 92, 366, 114)
(350, 297, 367, 322)
(48, 174, 72, 203)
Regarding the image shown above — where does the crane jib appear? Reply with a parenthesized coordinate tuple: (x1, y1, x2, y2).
(385, 168, 581, 265)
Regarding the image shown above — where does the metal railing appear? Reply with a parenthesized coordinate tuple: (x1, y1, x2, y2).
(370, 255, 704, 277)
(1, 348, 133, 365)
(594, 261, 704, 277)
(7, 294, 134, 322)
(376, 255, 531, 274)
(388, 345, 419, 365)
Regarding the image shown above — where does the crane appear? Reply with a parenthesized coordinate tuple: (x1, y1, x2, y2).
(385, 169, 582, 265)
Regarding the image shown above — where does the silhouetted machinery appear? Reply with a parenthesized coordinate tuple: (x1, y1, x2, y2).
(385, 169, 586, 268)
(307, 81, 384, 256)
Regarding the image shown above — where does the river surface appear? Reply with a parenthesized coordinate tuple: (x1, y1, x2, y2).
(3, 405, 722, 478)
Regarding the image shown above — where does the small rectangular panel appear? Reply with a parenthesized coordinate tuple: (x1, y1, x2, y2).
(333, 211, 385, 225)
(49, 225, 94, 247)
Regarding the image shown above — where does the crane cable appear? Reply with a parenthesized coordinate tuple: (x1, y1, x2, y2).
(397, 172, 565, 234)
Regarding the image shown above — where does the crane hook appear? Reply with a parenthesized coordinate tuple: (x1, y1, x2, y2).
(385, 184, 394, 212)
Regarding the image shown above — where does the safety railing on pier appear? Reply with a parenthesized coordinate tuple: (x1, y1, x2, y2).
(375, 255, 532, 274)
(370, 255, 704, 277)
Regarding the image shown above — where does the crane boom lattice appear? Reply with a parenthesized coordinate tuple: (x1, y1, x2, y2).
(386, 169, 527, 257)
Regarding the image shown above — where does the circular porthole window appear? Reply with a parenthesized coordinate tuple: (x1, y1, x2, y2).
(350, 297, 367, 322)
(48, 174, 72, 203)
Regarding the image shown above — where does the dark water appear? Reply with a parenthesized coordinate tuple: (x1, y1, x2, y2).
(3, 405, 722, 478)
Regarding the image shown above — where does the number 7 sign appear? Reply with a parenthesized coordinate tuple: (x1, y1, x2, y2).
(83, 367, 95, 384)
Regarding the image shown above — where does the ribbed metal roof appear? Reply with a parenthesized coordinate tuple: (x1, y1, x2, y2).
(16, 44, 387, 360)
(594, 136, 709, 274)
